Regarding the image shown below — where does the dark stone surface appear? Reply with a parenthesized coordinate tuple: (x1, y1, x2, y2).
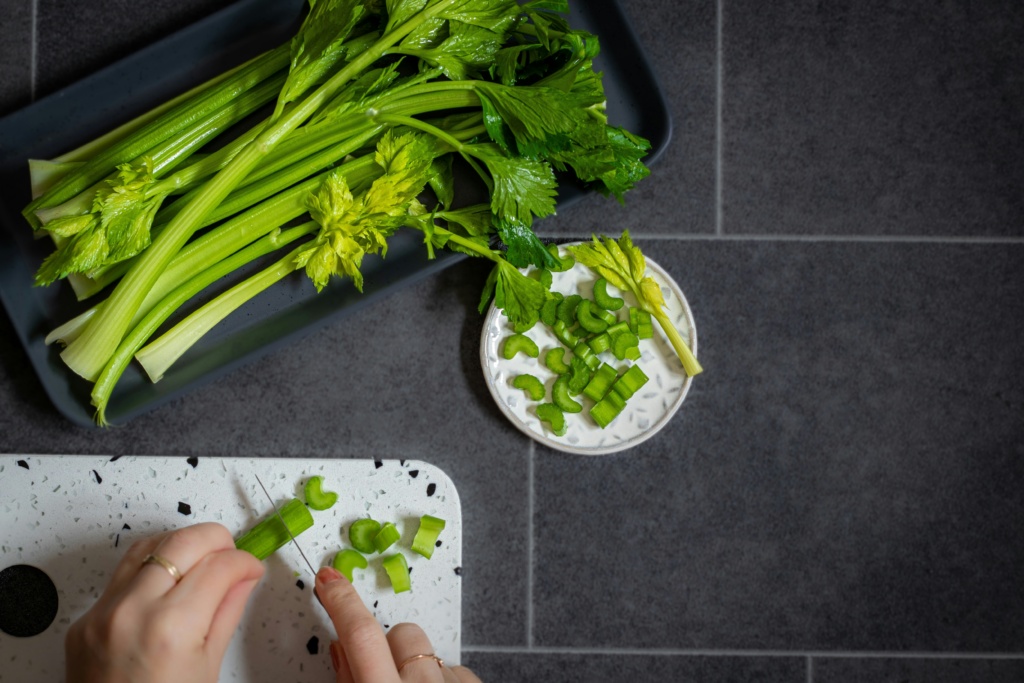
(2, 1, 1023, 680)
(722, 0, 1024, 237)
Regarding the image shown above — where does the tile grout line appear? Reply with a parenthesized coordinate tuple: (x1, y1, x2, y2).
(715, 0, 724, 237)
(461, 644, 1024, 660)
(525, 439, 535, 649)
(621, 233, 1024, 245)
(30, 0, 38, 102)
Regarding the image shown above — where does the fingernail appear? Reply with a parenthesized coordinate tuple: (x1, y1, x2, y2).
(316, 566, 343, 585)
(330, 641, 341, 671)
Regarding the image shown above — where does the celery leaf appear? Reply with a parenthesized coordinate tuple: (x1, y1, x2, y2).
(278, 0, 366, 112)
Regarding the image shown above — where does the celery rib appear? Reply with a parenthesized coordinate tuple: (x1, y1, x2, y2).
(134, 242, 308, 384)
(91, 222, 318, 424)
(61, 1, 459, 381)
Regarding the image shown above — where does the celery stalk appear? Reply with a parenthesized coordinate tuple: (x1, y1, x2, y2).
(235, 497, 314, 561)
(133, 241, 307, 383)
(25, 44, 291, 223)
(61, 1, 458, 381)
(90, 223, 317, 424)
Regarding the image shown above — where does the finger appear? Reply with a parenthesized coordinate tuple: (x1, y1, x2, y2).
(331, 640, 356, 683)
(128, 523, 236, 601)
(316, 567, 400, 683)
(387, 623, 444, 682)
(100, 532, 171, 603)
(450, 665, 483, 683)
(203, 576, 261, 660)
(165, 548, 264, 627)
(170, 549, 264, 655)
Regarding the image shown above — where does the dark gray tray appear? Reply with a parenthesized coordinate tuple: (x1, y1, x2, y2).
(0, 0, 671, 427)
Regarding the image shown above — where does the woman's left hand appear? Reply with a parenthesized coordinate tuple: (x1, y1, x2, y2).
(65, 522, 265, 683)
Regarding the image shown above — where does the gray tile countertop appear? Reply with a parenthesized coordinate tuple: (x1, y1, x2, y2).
(2, 1, 1023, 682)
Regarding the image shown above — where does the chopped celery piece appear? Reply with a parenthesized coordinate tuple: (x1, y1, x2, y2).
(410, 515, 447, 559)
(583, 363, 618, 402)
(512, 374, 545, 401)
(567, 355, 593, 394)
(536, 402, 567, 436)
(593, 278, 624, 310)
(545, 243, 574, 271)
(606, 321, 629, 337)
(611, 329, 640, 361)
(540, 293, 563, 327)
(303, 475, 338, 511)
(593, 307, 618, 327)
(629, 307, 654, 339)
(591, 389, 627, 428)
(235, 498, 314, 561)
(348, 518, 381, 554)
(552, 320, 579, 348)
(531, 268, 553, 289)
(372, 521, 401, 553)
(612, 364, 649, 400)
(575, 299, 608, 333)
(545, 347, 571, 374)
(382, 553, 411, 593)
(332, 549, 368, 581)
(573, 341, 601, 370)
(556, 294, 582, 325)
(552, 375, 583, 413)
(503, 333, 539, 360)
(587, 332, 611, 355)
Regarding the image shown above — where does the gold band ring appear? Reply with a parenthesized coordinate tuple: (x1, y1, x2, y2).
(397, 653, 445, 672)
(142, 554, 182, 583)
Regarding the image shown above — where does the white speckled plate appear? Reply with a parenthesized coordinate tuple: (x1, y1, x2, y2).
(0, 455, 461, 680)
(480, 245, 698, 455)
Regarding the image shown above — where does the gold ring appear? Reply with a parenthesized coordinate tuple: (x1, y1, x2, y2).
(142, 554, 182, 583)
(397, 653, 444, 672)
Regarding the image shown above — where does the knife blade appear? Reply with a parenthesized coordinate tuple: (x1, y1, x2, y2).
(253, 473, 317, 578)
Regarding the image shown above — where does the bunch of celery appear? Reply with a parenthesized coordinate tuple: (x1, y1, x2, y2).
(23, 0, 654, 425)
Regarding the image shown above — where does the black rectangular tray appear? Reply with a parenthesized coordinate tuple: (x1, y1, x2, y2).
(0, 0, 671, 427)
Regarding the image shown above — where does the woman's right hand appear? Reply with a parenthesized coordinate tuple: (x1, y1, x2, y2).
(315, 566, 482, 683)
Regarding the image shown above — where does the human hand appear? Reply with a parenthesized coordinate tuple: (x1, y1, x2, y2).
(65, 522, 265, 683)
(315, 566, 482, 683)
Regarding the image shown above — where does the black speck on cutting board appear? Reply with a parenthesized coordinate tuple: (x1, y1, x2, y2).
(177, 502, 192, 516)
(115, 534, 120, 547)
(374, 459, 383, 469)
(373, 600, 378, 608)
(186, 456, 199, 468)
(122, 524, 130, 530)
(92, 470, 102, 484)
(409, 470, 419, 478)
(454, 567, 462, 576)
(16, 460, 28, 470)
(0, 565, 59, 637)
(400, 459, 406, 466)
(435, 540, 442, 547)
(306, 635, 319, 655)
(426, 483, 436, 497)
(296, 579, 305, 590)
(109, 456, 122, 462)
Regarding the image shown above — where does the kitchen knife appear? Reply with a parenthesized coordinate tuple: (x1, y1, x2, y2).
(253, 473, 317, 577)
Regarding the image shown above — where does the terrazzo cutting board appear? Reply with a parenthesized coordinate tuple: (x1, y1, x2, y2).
(0, 455, 462, 682)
